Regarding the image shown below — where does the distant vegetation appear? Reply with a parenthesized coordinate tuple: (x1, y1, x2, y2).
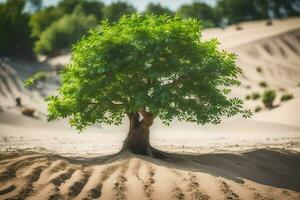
(24, 71, 47, 87)
(0, 0, 299, 59)
(254, 106, 262, 113)
(0, 0, 33, 58)
(262, 90, 276, 108)
(259, 81, 268, 88)
(281, 94, 293, 102)
(251, 92, 260, 100)
(256, 66, 263, 73)
(245, 94, 251, 100)
(34, 12, 97, 55)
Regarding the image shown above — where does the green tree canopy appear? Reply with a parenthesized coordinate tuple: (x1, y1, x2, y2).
(34, 12, 97, 56)
(102, 2, 136, 22)
(216, 0, 262, 24)
(215, 0, 300, 24)
(0, 0, 34, 58)
(144, 3, 174, 16)
(178, 2, 217, 27)
(47, 14, 250, 131)
(30, 0, 104, 39)
(29, 6, 63, 38)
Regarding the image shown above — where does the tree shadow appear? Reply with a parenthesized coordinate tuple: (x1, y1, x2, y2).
(142, 148, 300, 192)
(5, 148, 300, 192)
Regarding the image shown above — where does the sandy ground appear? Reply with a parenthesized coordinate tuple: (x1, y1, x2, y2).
(1, 17, 300, 199)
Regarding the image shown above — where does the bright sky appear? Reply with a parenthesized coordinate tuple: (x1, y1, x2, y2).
(43, 0, 217, 11)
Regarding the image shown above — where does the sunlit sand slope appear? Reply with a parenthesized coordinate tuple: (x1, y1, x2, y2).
(203, 17, 300, 127)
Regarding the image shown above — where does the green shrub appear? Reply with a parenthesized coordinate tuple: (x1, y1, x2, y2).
(245, 95, 251, 100)
(34, 12, 97, 56)
(259, 81, 267, 88)
(32, 71, 47, 82)
(24, 71, 48, 87)
(256, 66, 262, 73)
(262, 90, 276, 108)
(280, 94, 293, 102)
(251, 92, 260, 100)
(254, 106, 262, 112)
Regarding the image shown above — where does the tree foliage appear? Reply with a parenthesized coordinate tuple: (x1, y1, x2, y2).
(0, 0, 34, 58)
(29, 6, 63, 38)
(103, 2, 136, 22)
(178, 2, 216, 27)
(144, 3, 173, 16)
(216, 0, 300, 24)
(30, 0, 104, 39)
(34, 12, 97, 55)
(47, 14, 250, 131)
(57, 0, 104, 20)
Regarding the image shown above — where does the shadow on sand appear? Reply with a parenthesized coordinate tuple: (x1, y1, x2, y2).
(1, 148, 300, 192)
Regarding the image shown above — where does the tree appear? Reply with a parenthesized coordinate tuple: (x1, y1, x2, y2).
(215, 0, 300, 25)
(216, 0, 263, 24)
(144, 3, 173, 16)
(46, 14, 250, 157)
(30, 0, 104, 39)
(57, 0, 104, 20)
(178, 2, 217, 27)
(29, 6, 63, 38)
(27, 0, 42, 12)
(102, 2, 136, 22)
(34, 12, 97, 56)
(0, 0, 34, 58)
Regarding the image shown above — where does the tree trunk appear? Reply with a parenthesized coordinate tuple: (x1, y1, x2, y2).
(120, 111, 170, 158)
(121, 112, 153, 156)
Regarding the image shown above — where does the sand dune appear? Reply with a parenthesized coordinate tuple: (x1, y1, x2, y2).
(0, 149, 300, 200)
(204, 17, 300, 128)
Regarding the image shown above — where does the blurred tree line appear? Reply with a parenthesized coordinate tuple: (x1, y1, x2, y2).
(1, 0, 299, 59)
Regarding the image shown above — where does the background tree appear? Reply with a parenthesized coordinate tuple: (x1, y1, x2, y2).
(0, 0, 34, 58)
(30, 0, 104, 38)
(268, 0, 300, 18)
(215, 0, 263, 24)
(27, 0, 43, 12)
(178, 2, 217, 27)
(144, 3, 173, 16)
(46, 14, 250, 157)
(29, 6, 63, 38)
(34, 12, 97, 56)
(215, 0, 300, 25)
(102, 2, 136, 22)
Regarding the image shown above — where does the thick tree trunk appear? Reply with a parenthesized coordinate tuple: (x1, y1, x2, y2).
(120, 111, 170, 158)
(121, 112, 153, 156)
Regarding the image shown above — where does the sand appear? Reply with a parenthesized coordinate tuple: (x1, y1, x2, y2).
(1, 17, 300, 199)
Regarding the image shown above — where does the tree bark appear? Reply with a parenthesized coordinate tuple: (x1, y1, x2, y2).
(120, 110, 170, 159)
(121, 112, 153, 156)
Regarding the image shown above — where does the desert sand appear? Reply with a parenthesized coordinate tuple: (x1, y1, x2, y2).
(1, 17, 300, 199)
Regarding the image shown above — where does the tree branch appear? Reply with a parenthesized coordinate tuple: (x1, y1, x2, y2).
(139, 107, 154, 128)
